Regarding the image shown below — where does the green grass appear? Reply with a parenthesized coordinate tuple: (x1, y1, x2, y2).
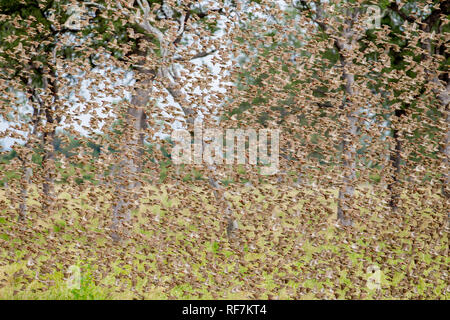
(0, 183, 448, 300)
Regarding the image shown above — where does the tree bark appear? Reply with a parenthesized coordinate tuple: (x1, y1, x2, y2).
(41, 72, 59, 213)
(110, 73, 151, 242)
(438, 85, 449, 199)
(335, 39, 358, 227)
(18, 163, 32, 221)
(165, 72, 234, 236)
(387, 109, 406, 212)
(421, 3, 450, 198)
(296, 2, 360, 226)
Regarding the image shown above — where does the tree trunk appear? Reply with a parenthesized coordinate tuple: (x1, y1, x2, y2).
(40, 103, 57, 213)
(110, 74, 150, 242)
(387, 109, 406, 212)
(18, 164, 32, 221)
(41, 63, 60, 213)
(336, 40, 358, 227)
(165, 73, 235, 237)
(421, 6, 449, 198)
(111, 160, 128, 242)
(18, 84, 41, 220)
(439, 89, 449, 199)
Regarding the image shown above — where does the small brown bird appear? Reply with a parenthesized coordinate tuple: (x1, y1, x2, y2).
(226, 217, 238, 239)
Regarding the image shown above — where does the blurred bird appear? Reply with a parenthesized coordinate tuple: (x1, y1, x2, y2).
(226, 217, 238, 239)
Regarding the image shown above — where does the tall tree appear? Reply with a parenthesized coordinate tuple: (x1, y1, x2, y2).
(100, 0, 236, 241)
(0, 0, 83, 217)
(383, 0, 449, 209)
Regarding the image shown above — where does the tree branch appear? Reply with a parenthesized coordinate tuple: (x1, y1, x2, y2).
(174, 49, 217, 61)
(388, 2, 416, 24)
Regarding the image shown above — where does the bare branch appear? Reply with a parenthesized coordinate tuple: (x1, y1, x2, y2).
(388, 2, 416, 24)
(174, 49, 217, 62)
(115, 0, 166, 45)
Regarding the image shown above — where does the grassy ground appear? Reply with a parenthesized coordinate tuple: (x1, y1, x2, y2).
(0, 182, 448, 299)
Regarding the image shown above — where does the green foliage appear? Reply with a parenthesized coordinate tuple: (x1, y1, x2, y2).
(70, 264, 105, 300)
(0, 183, 447, 300)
